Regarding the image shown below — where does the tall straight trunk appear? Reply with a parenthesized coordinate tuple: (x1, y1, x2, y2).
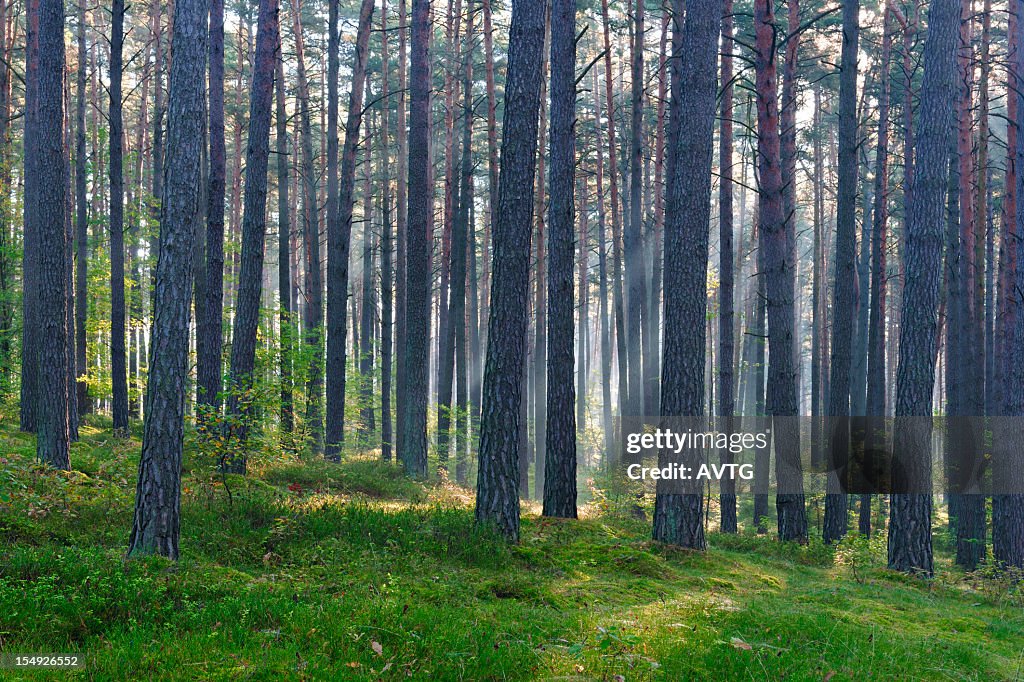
(594, 69, 614, 466)
(993, 0, 1024, 569)
(864, 3, 895, 538)
(533, 8, 550, 498)
(34, 0, 69, 467)
(823, 0, 860, 545)
(543, 0, 577, 519)
(718, 0, 737, 534)
(755, 0, 806, 543)
(223, 0, 279, 458)
(811, 86, 825, 470)
(74, 0, 89, 414)
(781, 0, 799, 322)
(109, 0, 128, 435)
(276, 52, 293, 434)
(647, 9, 669, 420)
(480, 0, 498, 385)
(476, 0, 546, 540)
(978, 0, 992, 416)
(380, 0, 394, 462)
(888, 0, 958, 577)
(439, 5, 475, 474)
(600, 0, 629, 446)
(395, 0, 408, 458)
(198, 0, 227, 415)
(437, 0, 464, 409)
(625, 0, 646, 418)
(652, 0, 722, 549)
(575, 173, 589, 447)
(358, 118, 376, 440)
(128, 0, 206, 558)
(402, 0, 433, 478)
(324, 0, 374, 460)
(289, 0, 323, 453)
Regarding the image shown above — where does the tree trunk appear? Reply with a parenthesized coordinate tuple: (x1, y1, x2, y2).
(542, 0, 577, 519)
(625, 0, 646, 419)
(380, 0, 394, 462)
(401, 0, 433, 478)
(128, 0, 206, 558)
(754, 0, 806, 543)
(223, 0, 279, 460)
(888, 0, 958, 577)
(476, 0, 546, 541)
(718, 0, 737, 534)
(276, 48, 293, 434)
(652, 0, 721, 549)
(197, 0, 227, 416)
(109, 0, 128, 435)
(74, 0, 89, 415)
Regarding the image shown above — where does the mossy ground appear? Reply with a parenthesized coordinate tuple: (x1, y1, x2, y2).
(1, 416, 1022, 680)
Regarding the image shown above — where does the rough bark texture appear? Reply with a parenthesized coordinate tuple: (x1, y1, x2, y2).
(476, 0, 546, 541)
(34, 0, 70, 468)
(542, 0, 577, 519)
(402, 0, 433, 478)
(19, 0, 38, 433)
(755, 0, 806, 543)
(110, 0, 128, 435)
(325, 0, 374, 460)
(652, 0, 721, 549)
(380, 0, 394, 463)
(276, 52, 293, 434)
(888, 0, 959, 577)
(625, 0, 646, 419)
(128, 0, 206, 558)
(74, 0, 89, 415)
(823, 0, 860, 545)
(224, 0, 279, 458)
(198, 0, 227, 415)
(718, 0, 737, 534)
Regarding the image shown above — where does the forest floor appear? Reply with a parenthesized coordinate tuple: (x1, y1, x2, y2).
(1, 415, 1023, 680)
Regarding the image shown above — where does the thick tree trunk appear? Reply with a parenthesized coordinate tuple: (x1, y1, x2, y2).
(542, 0, 577, 519)
(652, 0, 721, 549)
(401, 0, 433, 478)
(476, 0, 546, 541)
(128, 0, 206, 558)
(625, 0, 646, 419)
(224, 0, 279, 461)
(888, 0, 958, 577)
(33, 0, 69, 467)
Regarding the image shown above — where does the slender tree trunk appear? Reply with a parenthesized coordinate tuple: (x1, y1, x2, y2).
(594, 69, 614, 466)
(359, 116, 376, 441)
(395, 0, 409, 459)
(439, 5, 475, 476)
(109, 0, 128, 435)
(888, 0, 958, 577)
(625, 0, 646, 419)
(755, 0, 806, 543)
(533, 8, 550, 498)
(276, 51, 293, 434)
(380, 0, 394, 462)
(198, 0, 227, 416)
(224, 0, 279, 460)
(718, 0, 737, 534)
(74, 0, 89, 415)
(652, 0, 722, 549)
(128, 0, 206, 558)
(823, 0, 860, 545)
(476, 0, 546, 540)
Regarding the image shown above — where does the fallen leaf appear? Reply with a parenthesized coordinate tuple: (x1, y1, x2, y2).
(371, 641, 383, 656)
(730, 637, 752, 651)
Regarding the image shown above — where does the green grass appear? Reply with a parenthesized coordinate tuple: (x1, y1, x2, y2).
(1, 418, 1023, 680)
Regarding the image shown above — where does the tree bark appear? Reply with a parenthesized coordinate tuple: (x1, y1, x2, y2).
(109, 0, 128, 435)
(223, 0, 279, 460)
(652, 0, 721, 549)
(476, 0, 546, 540)
(128, 0, 206, 558)
(401, 0, 433, 478)
(888, 0, 959, 577)
(542, 0, 577, 519)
